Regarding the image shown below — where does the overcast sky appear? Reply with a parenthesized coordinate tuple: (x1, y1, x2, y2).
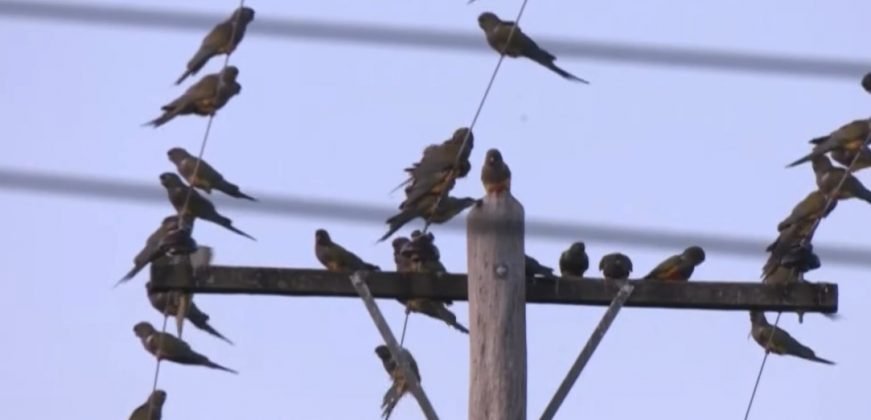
(1, 0, 869, 419)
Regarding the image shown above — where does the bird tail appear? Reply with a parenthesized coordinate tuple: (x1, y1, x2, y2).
(188, 308, 235, 345)
(378, 209, 419, 242)
(202, 357, 239, 374)
(216, 180, 257, 201)
(175, 47, 216, 85)
(785, 151, 819, 168)
(143, 109, 180, 128)
(114, 264, 145, 288)
(796, 346, 835, 365)
(854, 185, 871, 204)
(381, 383, 403, 419)
(526, 49, 590, 84)
(808, 135, 828, 145)
(209, 214, 257, 241)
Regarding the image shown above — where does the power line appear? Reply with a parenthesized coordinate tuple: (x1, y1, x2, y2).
(2, 0, 869, 80)
(2, 166, 870, 267)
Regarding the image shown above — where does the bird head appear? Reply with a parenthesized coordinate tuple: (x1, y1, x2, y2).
(160, 215, 180, 227)
(863, 72, 871, 94)
(133, 321, 156, 338)
(221, 66, 240, 81)
(485, 148, 504, 167)
(477, 12, 500, 30)
(235, 6, 256, 23)
(159, 172, 182, 188)
(748, 310, 766, 325)
(315, 229, 331, 245)
(450, 127, 474, 148)
(151, 389, 168, 405)
(569, 241, 586, 253)
(374, 345, 392, 361)
(166, 147, 190, 163)
(391, 237, 410, 254)
(682, 246, 706, 264)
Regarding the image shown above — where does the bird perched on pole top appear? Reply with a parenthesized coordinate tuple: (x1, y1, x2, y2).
(599, 252, 633, 280)
(559, 242, 589, 278)
(477, 12, 590, 84)
(481, 149, 511, 196)
(642, 246, 706, 281)
(175, 6, 256, 85)
(862, 72, 871, 95)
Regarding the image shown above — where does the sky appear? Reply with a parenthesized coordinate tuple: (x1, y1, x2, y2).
(1, 0, 870, 419)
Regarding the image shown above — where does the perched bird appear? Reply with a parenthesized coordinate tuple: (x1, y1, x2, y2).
(132, 321, 238, 374)
(811, 155, 871, 203)
(116, 215, 188, 286)
(146, 281, 234, 345)
(393, 128, 475, 223)
(477, 12, 589, 84)
(314, 229, 380, 272)
(776, 190, 837, 233)
(375, 345, 421, 420)
(642, 246, 706, 281)
(402, 230, 442, 269)
(146, 66, 242, 128)
(167, 147, 257, 201)
(787, 118, 871, 168)
(559, 242, 589, 278)
(391, 237, 414, 273)
(128, 389, 167, 420)
(863, 72, 871, 94)
(765, 218, 817, 272)
(526, 255, 557, 281)
(749, 311, 834, 365)
(481, 148, 511, 195)
(402, 299, 469, 334)
(175, 7, 256, 85)
(379, 195, 476, 242)
(159, 172, 255, 240)
(599, 252, 633, 280)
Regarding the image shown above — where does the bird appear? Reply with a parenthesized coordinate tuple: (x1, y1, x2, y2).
(375, 345, 421, 420)
(402, 299, 469, 334)
(748, 311, 834, 365)
(391, 128, 475, 229)
(128, 389, 167, 420)
(166, 147, 257, 201)
(392, 237, 414, 273)
(314, 229, 380, 272)
(787, 118, 870, 168)
(525, 255, 557, 281)
(811, 155, 871, 204)
(132, 321, 238, 374)
(863, 72, 871, 95)
(401, 230, 442, 269)
(146, 66, 242, 128)
(481, 148, 512, 195)
(598, 252, 633, 280)
(146, 281, 234, 345)
(642, 246, 706, 281)
(776, 190, 837, 233)
(159, 172, 255, 240)
(559, 242, 589, 278)
(175, 7, 256, 85)
(116, 215, 189, 286)
(477, 12, 589, 84)
(379, 195, 476, 242)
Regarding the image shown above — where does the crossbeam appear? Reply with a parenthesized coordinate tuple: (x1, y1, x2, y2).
(149, 265, 838, 313)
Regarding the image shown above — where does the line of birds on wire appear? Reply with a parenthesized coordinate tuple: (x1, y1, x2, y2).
(110, 3, 871, 420)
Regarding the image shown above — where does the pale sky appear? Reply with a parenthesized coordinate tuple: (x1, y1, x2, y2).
(1, 1, 869, 419)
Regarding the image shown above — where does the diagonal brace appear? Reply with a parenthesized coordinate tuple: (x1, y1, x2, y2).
(349, 271, 440, 420)
(539, 283, 636, 420)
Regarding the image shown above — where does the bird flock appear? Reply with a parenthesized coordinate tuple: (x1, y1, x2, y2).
(113, 4, 870, 419)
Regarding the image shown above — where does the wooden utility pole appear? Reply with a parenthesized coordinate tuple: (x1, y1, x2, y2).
(467, 192, 527, 420)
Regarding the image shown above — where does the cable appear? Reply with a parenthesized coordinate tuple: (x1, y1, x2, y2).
(399, 312, 411, 346)
(5, 167, 871, 266)
(743, 311, 781, 420)
(146, 313, 170, 420)
(423, 0, 531, 233)
(743, 121, 871, 420)
(2, 1, 869, 79)
(146, 3, 246, 419)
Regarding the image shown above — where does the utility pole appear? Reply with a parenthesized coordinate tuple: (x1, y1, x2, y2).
(467, 190, 527, 420)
